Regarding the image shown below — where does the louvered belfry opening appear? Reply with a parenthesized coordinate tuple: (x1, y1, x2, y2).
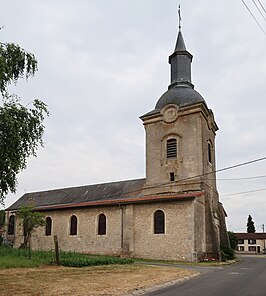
(167, 138, 177, 158)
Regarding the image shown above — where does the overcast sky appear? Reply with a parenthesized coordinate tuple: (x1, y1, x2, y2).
(1, 0, 266, 233)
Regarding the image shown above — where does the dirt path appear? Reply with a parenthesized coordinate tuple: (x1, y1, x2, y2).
(0, 264, 197, 296)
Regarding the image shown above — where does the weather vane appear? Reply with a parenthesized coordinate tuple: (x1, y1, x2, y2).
(178, 4, 182, 32)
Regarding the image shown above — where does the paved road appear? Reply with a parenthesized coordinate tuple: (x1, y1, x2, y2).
(144, 256, 266, 296)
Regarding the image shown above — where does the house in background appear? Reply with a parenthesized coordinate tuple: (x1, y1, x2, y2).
(5, 15, 229, 262)
(235, 233, 266, 254)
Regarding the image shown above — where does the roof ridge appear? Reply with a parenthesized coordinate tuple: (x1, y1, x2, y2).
(21, 177, 146, 195)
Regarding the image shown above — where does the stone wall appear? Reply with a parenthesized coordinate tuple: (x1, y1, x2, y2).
(10, 198, 206, 262)
(29, 207, 122, 255)
(132, 200, 195, 261)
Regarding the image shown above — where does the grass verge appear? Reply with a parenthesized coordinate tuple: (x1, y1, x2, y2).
(0, 246, 133, 269)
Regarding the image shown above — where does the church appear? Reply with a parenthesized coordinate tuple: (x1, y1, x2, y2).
(5, 18, 228, 262)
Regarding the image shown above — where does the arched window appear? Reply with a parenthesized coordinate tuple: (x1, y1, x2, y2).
(154, 210, 165, 234)
(45, 217, 52, 236)
(7, 215, 15, 235)
(70, 215, 77, 235)
(167, 138, 177, 159)
(98, 214, 106, 235)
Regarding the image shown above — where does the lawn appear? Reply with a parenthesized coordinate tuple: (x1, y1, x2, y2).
(0, 264, 197, 296)
(0, 246, 133, 268)
(0, 246, 198, 295)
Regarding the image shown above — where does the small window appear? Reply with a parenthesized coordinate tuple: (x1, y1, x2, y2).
(7, 215, 15, 235)
(70, 215, 77, 235)
(208, 143, 212, 164)
(238, 246, 244, 251)
(238, 239, 244, 244)
(170, 172, 175, 182)
(167, 138, 177, 159)
(248, 239, 256, 244)
(248, 246, 256, 252)
(45, 217, 52, 236)
(154, 210, 165, 234)
(98, 214, 106, 235)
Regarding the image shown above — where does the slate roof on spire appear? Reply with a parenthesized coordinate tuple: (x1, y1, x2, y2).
(174, 31, 187, 52)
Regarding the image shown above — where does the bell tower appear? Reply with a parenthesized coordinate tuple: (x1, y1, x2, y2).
(140, 11, 223, 258)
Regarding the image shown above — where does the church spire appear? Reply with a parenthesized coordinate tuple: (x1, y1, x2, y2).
(168, 6, 193, 89)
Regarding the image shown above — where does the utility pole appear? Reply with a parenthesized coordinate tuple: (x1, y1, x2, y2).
(262, 224, 265, 254)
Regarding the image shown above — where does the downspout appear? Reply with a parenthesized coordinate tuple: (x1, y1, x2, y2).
(192, 199, 197, 262)
(5, 211, 10, 239)
(119, 204, 124, 253)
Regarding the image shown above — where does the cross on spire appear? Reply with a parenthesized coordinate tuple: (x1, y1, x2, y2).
(178, 4, 182, 32)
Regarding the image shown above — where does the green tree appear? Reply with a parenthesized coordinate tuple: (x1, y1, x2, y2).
(0, 209, 5, 244)
(0, 209, 5, 227)
(17, 206, 45, 259)
(0, 41, 49, 205)
(227, 231, 238, 250)
(247, 215, 256, 233)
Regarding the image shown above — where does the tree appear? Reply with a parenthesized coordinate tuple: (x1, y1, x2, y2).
(0, 209, 4, 228)
(247, 215, 256, 233)
(0, 209, 5, 244)
(0, 40, 49, 205)
(16, 206, 45, 259)
(227, 231, 238, 250)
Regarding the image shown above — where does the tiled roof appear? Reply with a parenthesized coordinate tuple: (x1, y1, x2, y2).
(235, 233, 266, 240)
(6, 178, 204, 211)
(6, 178, 146, 211)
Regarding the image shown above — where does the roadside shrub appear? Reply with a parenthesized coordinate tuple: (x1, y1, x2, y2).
(221, 245, 235, 261)
(60, 253, 134, 267)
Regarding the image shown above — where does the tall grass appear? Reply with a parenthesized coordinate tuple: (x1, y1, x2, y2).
(0, 246, 54, 268)
(0, 246, 134, 269)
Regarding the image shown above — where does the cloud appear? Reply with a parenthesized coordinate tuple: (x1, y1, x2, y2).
(2, 0, 266, 233)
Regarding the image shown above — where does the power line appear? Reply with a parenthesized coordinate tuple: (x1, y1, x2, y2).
(158, 156, 266, 193)
(252, 0, 266, 22)
(16, 156, 266, 204)
(147, 156, 266, 198)
(241, 0, 266, 36)
(176, 156, 266, 184)
(258, 0, 266, 14)
(221, 188, 266, 198)
(82, 156, 266, 200)
(217, 157, 266, 173)
(216, 175, 266, 181)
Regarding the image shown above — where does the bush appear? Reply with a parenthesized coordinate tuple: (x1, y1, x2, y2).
(221, 245, 235, 261)
(228, 231, 238, 250)
(60, 253, 134, 267)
